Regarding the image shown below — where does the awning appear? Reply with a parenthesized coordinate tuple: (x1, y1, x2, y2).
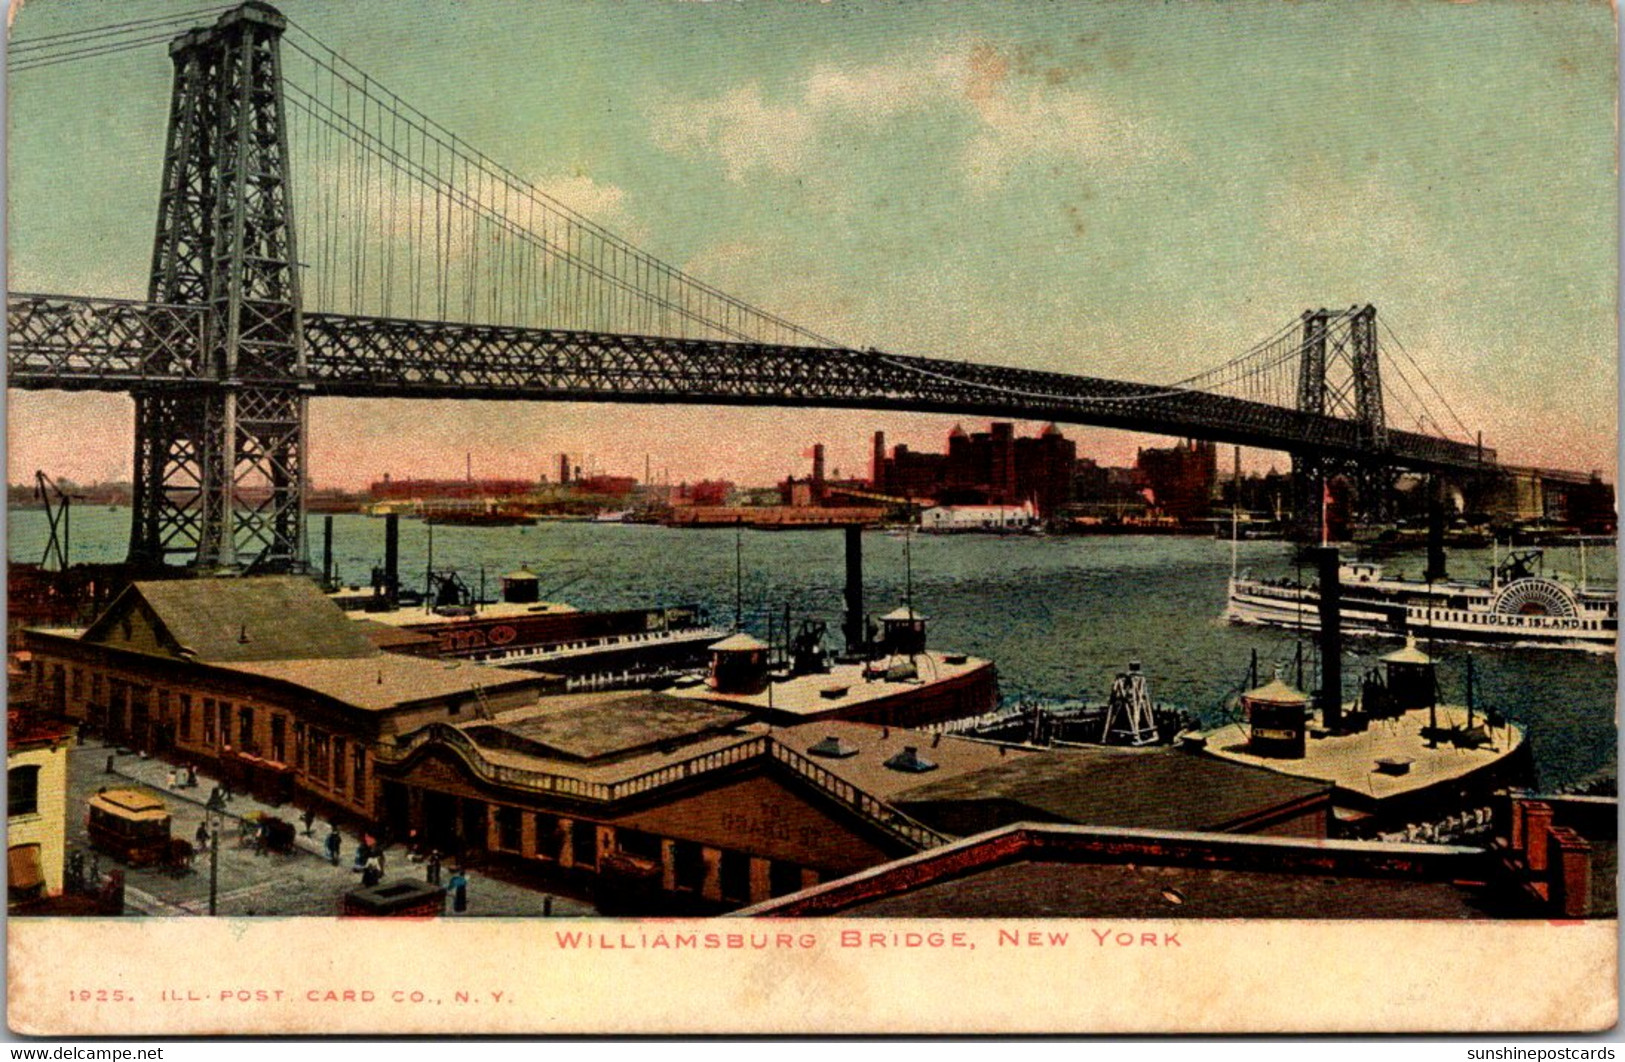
(8, 844, 43, 892)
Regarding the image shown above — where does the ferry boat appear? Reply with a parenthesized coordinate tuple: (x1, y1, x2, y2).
(1226, 547, 1616, 651)
(1195, 640, 1532, 839)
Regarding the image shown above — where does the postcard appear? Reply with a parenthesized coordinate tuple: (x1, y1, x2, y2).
(5, 0, 1617, 1037)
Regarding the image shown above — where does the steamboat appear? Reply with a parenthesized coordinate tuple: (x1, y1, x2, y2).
(1226, 545, 1616, 651)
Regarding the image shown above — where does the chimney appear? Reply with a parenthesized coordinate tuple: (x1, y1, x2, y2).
(812, 444, 826, 504)
(843, 525, 864, 659)
(1546, 826, 1593, 918)
(1314, 546, 1343, 731)
(1522, 801, 1554, 874)
(872, 431, 887, 491)
(1425, 477, 1448, 582)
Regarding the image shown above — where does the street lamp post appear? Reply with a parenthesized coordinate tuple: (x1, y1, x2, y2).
(205, 788, 225, 917)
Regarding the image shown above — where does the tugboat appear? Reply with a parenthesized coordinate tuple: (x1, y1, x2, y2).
(1201, 547, 1533, 839)
(935, 661, 1197, 748)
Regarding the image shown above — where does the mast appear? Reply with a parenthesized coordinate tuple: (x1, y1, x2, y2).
(734, 520, 744, 631)
(1230, 446, 1241, 582)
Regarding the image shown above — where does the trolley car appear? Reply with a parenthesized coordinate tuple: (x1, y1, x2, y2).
(86, 788, 172, 867)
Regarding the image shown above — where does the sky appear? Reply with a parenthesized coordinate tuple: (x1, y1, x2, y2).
(5, 0, 1618, 489)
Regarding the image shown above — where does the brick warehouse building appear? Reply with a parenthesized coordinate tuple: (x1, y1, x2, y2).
(25, 578, 552, 822)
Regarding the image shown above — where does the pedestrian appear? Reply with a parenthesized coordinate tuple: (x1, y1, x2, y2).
(449, 868, 469, 914)
(362, 852, 383, 888)
(165, 768, 177, 790)
(195, 821, 209, 848)
(426, 850, 442, 885)
(326, 827, 342, 866)
(187, 764, 198, 788)
(542, 896, 552, 917)
(301, 808, 316, 836)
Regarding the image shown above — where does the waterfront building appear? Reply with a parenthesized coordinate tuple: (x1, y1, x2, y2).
(24, 577, 555, 821)
(871, 422, 1077, 516)
(8, 712, 74, 908)
(738, 788, 1617, 920)
(1136, 439, 1218, 522)
(919, 503, 1038, 534)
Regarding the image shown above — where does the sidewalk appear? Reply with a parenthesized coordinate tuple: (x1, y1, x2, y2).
(86, 742, 595, 918)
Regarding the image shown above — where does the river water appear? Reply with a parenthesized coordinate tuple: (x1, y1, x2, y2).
(9, 507, 1617, 791)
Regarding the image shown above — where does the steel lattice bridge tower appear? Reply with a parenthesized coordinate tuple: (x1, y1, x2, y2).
(7, 2, 1502, 573)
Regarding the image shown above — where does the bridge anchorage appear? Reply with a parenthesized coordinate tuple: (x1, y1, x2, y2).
(9, 2, 1512, 574)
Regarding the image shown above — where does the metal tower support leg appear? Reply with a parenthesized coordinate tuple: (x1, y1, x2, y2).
(137, 2, 307, 572)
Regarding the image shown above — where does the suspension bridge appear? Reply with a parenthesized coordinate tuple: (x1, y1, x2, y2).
(6, 3, 1529, 572)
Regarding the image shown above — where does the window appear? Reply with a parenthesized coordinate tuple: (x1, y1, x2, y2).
(673, 840, 706, 892)
(571, 819, 598, 869)
(332, 738, 347, 790)
(8, 844, 43, 900)
(533, 814, 563, 861)
(719, 850, 751, 903)
(310, 731, 328, 781)
(203, 699, 216, 744)
(71, 669, 83, 706)
(270, 715, 286, 763)
(180, 694, 193, 741)
(617, 828, 661, 862)
(352, 745, 367, 801)
(293, 722, 306, 771)
(91, 674, 103, 706)
(495, 806, 522, 851)
(238, 706, 254, 750)
(7, 767, 39, 818)
(218, 702, 232, 748)
(157, 690, 170, 723)
(769, 860, 803, 898)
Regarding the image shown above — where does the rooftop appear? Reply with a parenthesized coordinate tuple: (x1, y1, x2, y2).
(669, 651, 990, 720)
(219, 654, 544, 712)
(1201, 705, 1524, 801)
(462, 692, 750, 763)
(774, 720, 1035, 802)
(85, 576, 378, 662)
(893, 743, 1329, 834)
(738, 823, 1505, 919)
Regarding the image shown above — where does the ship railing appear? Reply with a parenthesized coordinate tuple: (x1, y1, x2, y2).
(1407, 606, 1605, 633)
(766, 741, 951, 851)
(378, 724, 772, 803)
(471, 627, 724, 666)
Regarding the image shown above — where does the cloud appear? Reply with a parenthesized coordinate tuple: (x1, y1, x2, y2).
(647, 83, 819, 182)
(647, 39, 1162, 190)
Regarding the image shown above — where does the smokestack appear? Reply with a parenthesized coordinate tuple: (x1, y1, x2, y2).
(558, 453, 570, 486)
(844, 524, 864, 658)
(872, 431, 887, 491)
(384, 512, 400, 609)
(322, 515, 334, 589)
(1425, 477, 1448, 582)
(812, 444, 826, 504)
(1314, 546, 1343, 731)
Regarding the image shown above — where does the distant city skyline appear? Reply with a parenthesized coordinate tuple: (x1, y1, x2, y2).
(7, 1, 1616, 490)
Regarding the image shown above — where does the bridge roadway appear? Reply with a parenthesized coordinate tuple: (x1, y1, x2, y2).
(7, 292, 1493, 472)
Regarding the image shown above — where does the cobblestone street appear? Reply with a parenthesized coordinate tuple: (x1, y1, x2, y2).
(69, 740, 596, 918)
